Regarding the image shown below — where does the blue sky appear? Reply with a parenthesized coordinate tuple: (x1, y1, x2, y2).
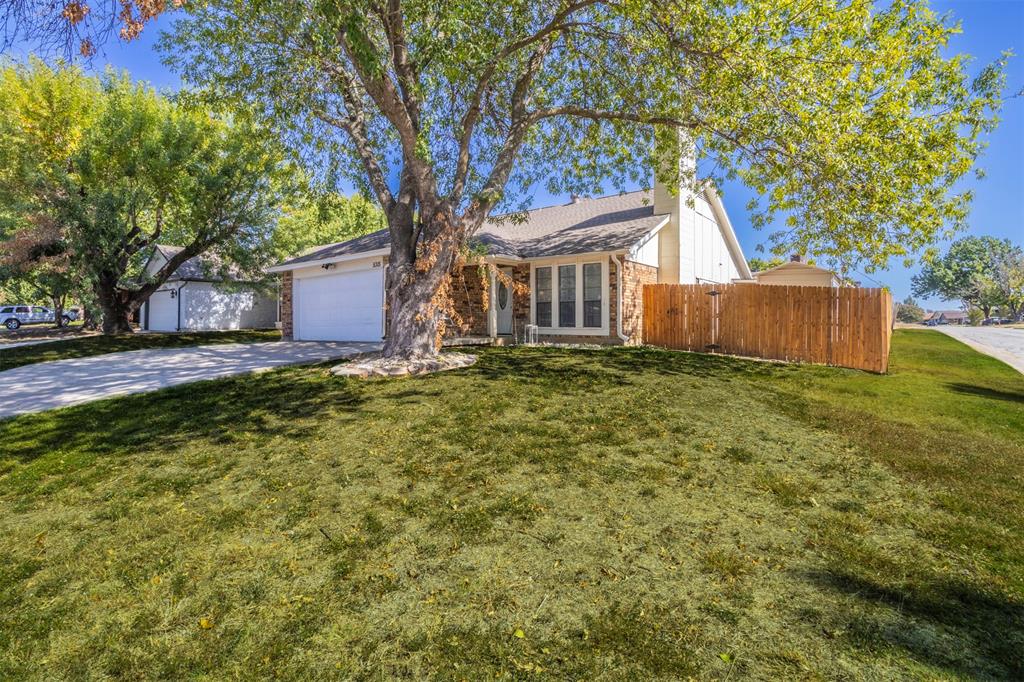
(58, 1, 1024, 309)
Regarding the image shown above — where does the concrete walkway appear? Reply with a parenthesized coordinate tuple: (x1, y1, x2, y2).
(936, 326, 1024, 375)
(0, 341, 380, 419)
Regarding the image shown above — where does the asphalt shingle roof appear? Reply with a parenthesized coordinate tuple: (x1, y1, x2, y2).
(276, 190, 668, 269)
(155, 245, 242, 281)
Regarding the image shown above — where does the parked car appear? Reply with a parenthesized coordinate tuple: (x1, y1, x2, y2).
(0, 304, 74, 330)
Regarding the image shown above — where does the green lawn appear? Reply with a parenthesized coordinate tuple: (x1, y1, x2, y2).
(0, 329, 281, 370)
(0, 330, 1021, 679)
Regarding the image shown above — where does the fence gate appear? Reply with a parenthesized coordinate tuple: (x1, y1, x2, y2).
(642, 284, 893, 373)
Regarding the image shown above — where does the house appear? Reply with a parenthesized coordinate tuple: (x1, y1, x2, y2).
(925, 310, 969, 325)
(268, 177, 752, 344)
(748, 254, 843, 287)
(139, 245, 278, 332)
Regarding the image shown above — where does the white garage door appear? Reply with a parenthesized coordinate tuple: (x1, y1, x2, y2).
(147, 289, 178, 331)
(295, 267, 383, 342)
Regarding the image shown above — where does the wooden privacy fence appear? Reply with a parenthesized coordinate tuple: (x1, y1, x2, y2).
(642, 284, 893, 373)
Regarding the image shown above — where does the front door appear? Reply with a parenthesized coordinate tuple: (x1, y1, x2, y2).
(496, 268, 513, 335)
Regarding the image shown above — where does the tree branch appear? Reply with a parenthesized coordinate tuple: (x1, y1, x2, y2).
(462, 35, 557, 229)
(450, 0, 602, 205)
(317, 63, 395, 209)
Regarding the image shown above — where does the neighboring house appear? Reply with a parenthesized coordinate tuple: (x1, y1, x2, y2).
(139, 245, 277, 332)
(269, 175, 751, 344)
(926, 310, 969, 325)
(747, 254, 843, 287)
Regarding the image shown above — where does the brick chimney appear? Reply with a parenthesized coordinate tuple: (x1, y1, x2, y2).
(790, 254, 803, 263)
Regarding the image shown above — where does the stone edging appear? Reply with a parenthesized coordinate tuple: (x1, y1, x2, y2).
(330, 352, 478, 378)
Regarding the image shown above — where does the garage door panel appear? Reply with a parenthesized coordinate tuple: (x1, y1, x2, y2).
(148, 290, 177, 331)
(296, 268, 383, 341)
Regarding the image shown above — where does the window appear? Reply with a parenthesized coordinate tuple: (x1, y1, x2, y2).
(0, 307, 11, 314)
(535, 267, 552, 327)
(558, 264, 576, 327)
(583, 263, 602, 327)
(15, 307, 29, 313)
(533, 260, 607, 333)
(32, 307, 45, 313)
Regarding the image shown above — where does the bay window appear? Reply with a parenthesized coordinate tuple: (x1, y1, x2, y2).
(532, 259, 608, 334)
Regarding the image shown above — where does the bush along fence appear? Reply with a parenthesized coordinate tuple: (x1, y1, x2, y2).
(642, 284, 894, 373)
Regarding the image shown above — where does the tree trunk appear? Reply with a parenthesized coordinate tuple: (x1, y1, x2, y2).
(52, 297, 64, 328)
(380, 213, 461, 360)
(95, 275, 136, 335)
(101, 304, 134, 334)
(382, 263, 445, 359)
(82, 306, 98, 330)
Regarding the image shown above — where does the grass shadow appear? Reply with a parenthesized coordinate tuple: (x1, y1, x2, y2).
(804, 568, 1024, 678)
(946, 382, 1024, 404)
(0, 363, 366, 468)
(0, 329, 282, 371)
(466, 345, 805, 388)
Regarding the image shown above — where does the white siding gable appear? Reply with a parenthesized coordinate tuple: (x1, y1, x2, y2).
(628, 229, 660, 267)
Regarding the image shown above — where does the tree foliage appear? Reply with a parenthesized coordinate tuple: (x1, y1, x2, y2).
(895, 296, 925, 324)
(272, 191, 385, 261)
(0, 59, 286, 333)
(0, 0, 176, 58)
(157, 0, 1006, 357)
(746, 257, 786, 274)
(990, 246, 1024, 319)
(165, 1, 1004, 262)
(912, 236, 1021, 317)
(0, 56, 98, 322)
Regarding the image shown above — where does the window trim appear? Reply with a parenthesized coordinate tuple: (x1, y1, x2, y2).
(530, 257, 609, 336)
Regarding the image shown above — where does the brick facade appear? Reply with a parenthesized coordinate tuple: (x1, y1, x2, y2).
(449, 265, 491, 337)
(279, 257, 656, 345)
(447, 264, 533, 340)
(280, 271, 293, 340)
(619, 260, 658, 344)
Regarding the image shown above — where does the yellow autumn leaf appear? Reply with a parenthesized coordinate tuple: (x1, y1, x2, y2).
(199, 617, 214, 629)
(514, 629, 525, 639)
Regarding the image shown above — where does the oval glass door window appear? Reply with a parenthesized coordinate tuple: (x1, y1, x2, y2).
(498, 282, 509, 308)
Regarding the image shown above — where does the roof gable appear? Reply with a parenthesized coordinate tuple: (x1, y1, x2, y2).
(273, 191, 670, 270)
(151, 245, 244, 282)
(753, 260, 837, 277)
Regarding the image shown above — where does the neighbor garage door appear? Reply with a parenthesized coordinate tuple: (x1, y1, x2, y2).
(147, 289, 178, 331)
(294, 267, 383, 342)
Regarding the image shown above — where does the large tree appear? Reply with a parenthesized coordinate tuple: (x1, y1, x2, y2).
(0, 60, 286, 333)
(6, 1, 1003, 355)
(0, 56, 98, 325)
(155, 0, 1004, 358)
(912, 236, 1017, 318)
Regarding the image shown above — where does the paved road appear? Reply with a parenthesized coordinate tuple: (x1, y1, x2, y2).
(936, 326, 1024, 375)
(0, 341, 380, 419)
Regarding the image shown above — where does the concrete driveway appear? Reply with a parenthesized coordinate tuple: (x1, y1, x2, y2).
(936, 325, 1024, 375)
(0, 341, 381, 419)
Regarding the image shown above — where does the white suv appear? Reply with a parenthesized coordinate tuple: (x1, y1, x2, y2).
(0, 305, 74, 330)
